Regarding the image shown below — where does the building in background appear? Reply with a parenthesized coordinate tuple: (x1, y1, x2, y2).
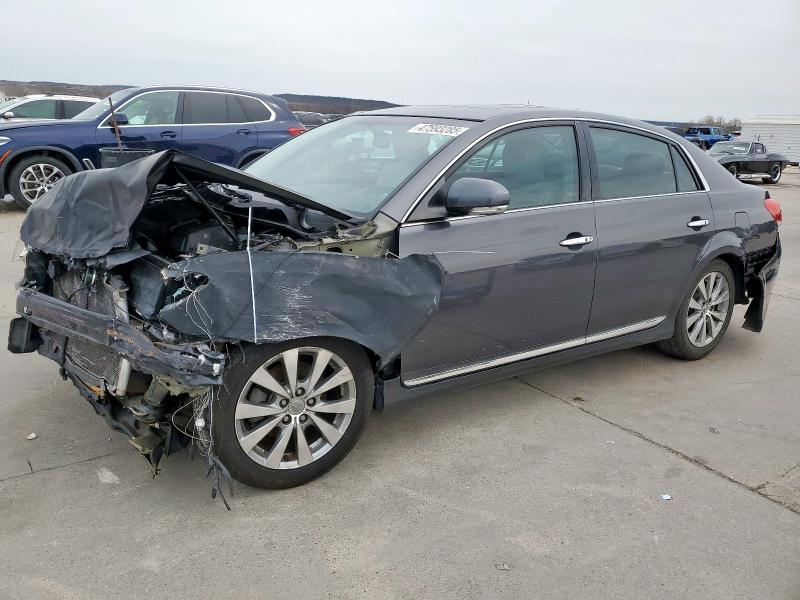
(741, 116, 800, 165)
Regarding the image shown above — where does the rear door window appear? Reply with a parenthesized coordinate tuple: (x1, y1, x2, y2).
(183, 92, 227, 124)
(589, 127, 677, 199)
(227, 95, 249, 123)
(63, 100, 95, 119)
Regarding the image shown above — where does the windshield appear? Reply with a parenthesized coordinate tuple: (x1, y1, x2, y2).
(244, 115, 470, 218)
(71, 89, 130, 120)
(709, 142, 751, 155)
(0, 98, 21, 113)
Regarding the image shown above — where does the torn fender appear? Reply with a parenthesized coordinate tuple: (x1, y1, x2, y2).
(159, 251, 444, 365)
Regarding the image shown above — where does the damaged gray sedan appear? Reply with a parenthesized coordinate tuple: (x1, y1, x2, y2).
(9, 106, 782, 489)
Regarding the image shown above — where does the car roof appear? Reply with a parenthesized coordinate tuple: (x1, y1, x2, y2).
(358, 104, 684, 136)
(124, 84, 276, 98)
(19, 94, 100, 102)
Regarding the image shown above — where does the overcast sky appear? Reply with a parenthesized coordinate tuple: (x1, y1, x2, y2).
(5, 0, 799, 121)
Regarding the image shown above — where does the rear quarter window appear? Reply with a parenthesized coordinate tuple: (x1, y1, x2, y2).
(238, 96, 272, 122)
(670, 146, 700, 192)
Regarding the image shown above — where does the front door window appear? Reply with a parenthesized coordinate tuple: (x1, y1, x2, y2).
(113, 91, 179, 126)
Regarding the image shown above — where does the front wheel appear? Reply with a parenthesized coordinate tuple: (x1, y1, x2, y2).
(212, 338, 373, 489)
(9, 154, 72, 209)
(657, 260, 735, 360)
(763, 162, 782, 184)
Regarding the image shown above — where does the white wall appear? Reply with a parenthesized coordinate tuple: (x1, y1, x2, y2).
(740, 122, 800, 163)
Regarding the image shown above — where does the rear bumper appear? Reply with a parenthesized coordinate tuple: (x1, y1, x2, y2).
(9, 288, 224, 386)
(743, 239, 781, 333)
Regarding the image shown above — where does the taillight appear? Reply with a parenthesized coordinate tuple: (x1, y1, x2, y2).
(288, 127, 306, 137)
(764, 191, 782, 225)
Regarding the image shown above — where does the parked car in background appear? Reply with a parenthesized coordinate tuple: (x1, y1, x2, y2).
(683, 126, 732, 149)
(294, 111, 329, 129)
(9, 106, 782, 489)
(708, 141, 789, 183)
(660, 125, 685, 136)
(0, 94, 99, 123)
(0, 85, 305, 207)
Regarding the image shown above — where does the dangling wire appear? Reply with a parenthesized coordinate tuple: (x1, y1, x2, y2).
(246, 205, 258, 343)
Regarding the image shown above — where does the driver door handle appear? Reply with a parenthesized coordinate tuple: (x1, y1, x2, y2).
(160, 130, 177, 139)
(687, 218, 710, 229)
(559, 235, 594, 247)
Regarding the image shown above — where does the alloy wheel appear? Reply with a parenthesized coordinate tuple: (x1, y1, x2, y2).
(19, 163, 65, 204)
(770, 164, 781, 182)
(686, 272, 730, 348)
(234, 347, 356, 470)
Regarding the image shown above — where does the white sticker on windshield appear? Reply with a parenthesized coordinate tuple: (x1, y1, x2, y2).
(407, 123, 469, 137)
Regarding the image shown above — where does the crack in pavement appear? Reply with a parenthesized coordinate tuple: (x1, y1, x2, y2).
(513, 377, 800, 516)
(772, 292, 800, 302)
(0, 450, 130, 483)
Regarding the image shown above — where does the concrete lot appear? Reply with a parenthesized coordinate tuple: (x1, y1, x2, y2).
(1, 172, 799, 599)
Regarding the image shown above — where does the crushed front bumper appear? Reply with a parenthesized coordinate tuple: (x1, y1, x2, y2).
(9, 288, 224, 386)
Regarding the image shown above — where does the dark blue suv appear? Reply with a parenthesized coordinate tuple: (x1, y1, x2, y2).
(0, 85, 305, 207)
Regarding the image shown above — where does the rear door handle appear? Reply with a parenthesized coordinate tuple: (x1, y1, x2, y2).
(687, 218, 710, 229)
(237, 129, 252, 135)
(160, 130, 177, 139)
(559, 235, 594, 247)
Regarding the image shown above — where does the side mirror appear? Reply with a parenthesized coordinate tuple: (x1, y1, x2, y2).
(2, 111, 14, 119)
(445, 177, 510, 216)
(112, 113, 129, 126)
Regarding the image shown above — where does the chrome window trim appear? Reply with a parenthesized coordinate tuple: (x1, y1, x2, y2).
(402, 316, 665, 387)
(400, 199, 595, 227)
(592, 190, 707, 204)
(96, 89, 276, 129)
(400, 117, 710, 223)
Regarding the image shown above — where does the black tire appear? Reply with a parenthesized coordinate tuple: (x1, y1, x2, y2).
(9, 154, 73, 209)
(763, 162, 782, 184)
(727, 163, 738, 178)
(657, 260, 735, 360)
(212, 337, 373, 489)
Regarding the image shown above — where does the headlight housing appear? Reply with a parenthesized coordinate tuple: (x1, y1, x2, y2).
(0, 136, 11, 146)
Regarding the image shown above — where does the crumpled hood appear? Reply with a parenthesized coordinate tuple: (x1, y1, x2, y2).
(20, 149, 351, 259)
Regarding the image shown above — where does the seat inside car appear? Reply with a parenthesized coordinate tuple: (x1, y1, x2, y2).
(620, 152, 674, 197)
(495, 136, 567, 208)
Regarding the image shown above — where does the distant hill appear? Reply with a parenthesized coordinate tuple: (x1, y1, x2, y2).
(0, 80, 399, 114)
(0, 80, 131, 100)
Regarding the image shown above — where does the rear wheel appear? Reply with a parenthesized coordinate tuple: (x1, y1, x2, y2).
(212, 338, 373, 489)
(9, 154, 72, 209)
(763, 162, 782, 184)
(657, 260, 735, 360)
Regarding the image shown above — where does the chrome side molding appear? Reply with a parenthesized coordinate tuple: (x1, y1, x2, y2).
(402, 316, 666, 387)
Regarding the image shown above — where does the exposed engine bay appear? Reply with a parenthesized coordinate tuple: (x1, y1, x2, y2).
(10, 150, 443, 477)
